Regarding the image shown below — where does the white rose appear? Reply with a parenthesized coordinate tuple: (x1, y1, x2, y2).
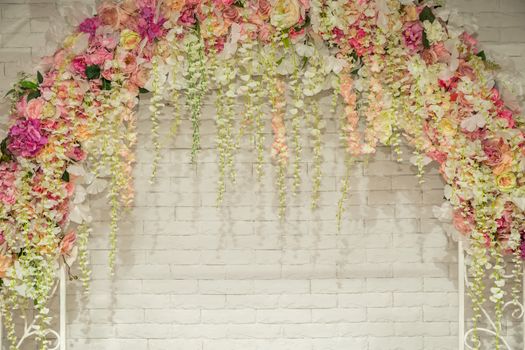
(270, 0, 301, 29)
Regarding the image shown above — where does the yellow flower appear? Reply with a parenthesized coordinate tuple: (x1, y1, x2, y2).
(270, 0, 301, 29)
(404, 6, 419, 22)
(120, 29, 141, 50)
(496, 172, 516, 192)
(439, 118, 456, 137)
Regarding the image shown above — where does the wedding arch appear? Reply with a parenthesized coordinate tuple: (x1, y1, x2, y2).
(0, 0, 525, 349)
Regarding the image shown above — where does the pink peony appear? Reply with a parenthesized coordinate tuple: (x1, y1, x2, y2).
(0, 162, 18, 206)
(7, 118, 48, 158)
(179, 7, 197, 25)
(78, 17, 102, 37)
(402, 21, 424, 53)
(138, 6, 167, 42)
(26, 98, 45, 119)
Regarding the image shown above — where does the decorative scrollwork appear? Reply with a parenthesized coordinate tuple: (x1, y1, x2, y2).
(462, 247, 524, 350)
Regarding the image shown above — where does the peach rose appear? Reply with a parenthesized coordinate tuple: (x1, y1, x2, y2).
(496, 172, 517, 193)
(119, 52, 138, 74)
(130, 67, 150, 89)
(453, 209, 474, 235)
(165, 0, 186, 12)
(0, 254, 12, 278)
(26, 98, 45, 119)
(98, 2, 122, 29)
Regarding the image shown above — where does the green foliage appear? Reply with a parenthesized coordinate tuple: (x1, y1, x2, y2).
(419, 6, 436, 23)
(85, 65, 101, 80)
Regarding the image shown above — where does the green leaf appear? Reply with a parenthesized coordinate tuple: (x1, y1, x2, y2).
(61, 170, 70, 182)
(139, 87, 150, 94)
(422, 30, 431, 49)
(283, 36, 291, 48)
(101, 78, 112, 90)
(85, 65, 101, 80)
(419, 6, 435, 23)
(37, 71, 44, 84)
(19, 80, 38, 90)
(27, 90, 41, 102)
(0, 138, 13, 163)
(4, 89, 15, 98)
(476, 50, 487, 61)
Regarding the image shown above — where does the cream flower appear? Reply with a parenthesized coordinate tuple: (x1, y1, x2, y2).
(270, 0, 301, 29)
(423, 20, 447, 44)
(120, 29, 141, 50)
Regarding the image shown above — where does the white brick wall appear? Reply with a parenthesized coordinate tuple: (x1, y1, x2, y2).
(1, 1, 525, 349)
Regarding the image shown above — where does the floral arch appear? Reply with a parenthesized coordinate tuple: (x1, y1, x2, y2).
(0, 0, 524, 348)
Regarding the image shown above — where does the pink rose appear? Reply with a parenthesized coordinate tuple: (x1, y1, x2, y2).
(119, 52, 137, 74)
(66, 144, 87, 162)
(223, 6, 239, 22)
(0, 162, 18, 206)
(258, 23, 273, 42)
(26, 98, 45, 119)
(7, 118, 48, 158)
(460, 32, 478, 53)
(87, 48, 112, 66)
(457, 60, 476, 81)
(71, 56, 87, 76)
(258, 0, 271, 18)
(453, 209, 474, 235)
(402, 21, 424, 53)
(432, 42, 451, 63)
(15, 96, 28, 117)
(498, 109, 515, 128)
(496, 207, 513, 244)
(482, 138, 513, 175)
(130, 68, 149, 89)
(179, 8, 197, 25)
(426, 150, 447, 164)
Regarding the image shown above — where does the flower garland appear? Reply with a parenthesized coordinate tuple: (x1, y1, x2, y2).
(0, 0, 524, 348)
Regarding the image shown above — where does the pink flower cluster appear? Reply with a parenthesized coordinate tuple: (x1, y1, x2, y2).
(7, 118, 48, 158)
(0, 162, 17, 206)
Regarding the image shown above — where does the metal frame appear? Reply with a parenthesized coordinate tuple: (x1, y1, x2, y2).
(459, 242, 525, 350)
(0, 265, 66, 350)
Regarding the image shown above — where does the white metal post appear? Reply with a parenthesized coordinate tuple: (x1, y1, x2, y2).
(459, 241, 465, 350)
(60, 265, 66, 350)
